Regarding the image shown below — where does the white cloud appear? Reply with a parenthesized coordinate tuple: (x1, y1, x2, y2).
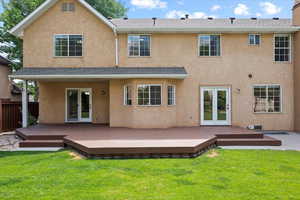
(211, 5, 221, 12)
(131, 0, 167, 9)
(256, 12, 262, 17)
(260, 2, 281, 15)
(177, 0, 184, 5)
(165, 10, 212, 19)
(234, 3, 250, 16)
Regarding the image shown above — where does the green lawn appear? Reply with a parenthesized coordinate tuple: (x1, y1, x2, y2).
(0, 149, 300, 200)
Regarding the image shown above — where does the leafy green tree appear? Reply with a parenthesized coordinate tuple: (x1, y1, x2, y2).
(0, 0, 127, 70)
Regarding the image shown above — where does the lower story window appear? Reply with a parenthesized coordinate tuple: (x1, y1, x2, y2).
(124, 85, 132, 105)
(254, 85, 281, 113)
(168, 85, 176, 105)
(138, 85, 161, 106)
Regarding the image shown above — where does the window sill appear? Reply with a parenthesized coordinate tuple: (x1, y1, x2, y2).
(128, 56, 152, 58)
(53, 56, 83, 58)
(253, 112, 283, 114)
(273, 61, 292, 64)
(136, 105, 161, 107)
(198, 56, 222, 58)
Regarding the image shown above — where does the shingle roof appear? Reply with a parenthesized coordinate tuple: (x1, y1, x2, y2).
(111, 18, 298, 33)
(11, 67, 188, 79)
(0, 55, 11, 66)
(112, 18, 292, 28)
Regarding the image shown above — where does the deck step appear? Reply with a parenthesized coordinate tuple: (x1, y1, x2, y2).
(16, 130, 65, 140)
(19, 140, 64, 148)
(216, 133, 264, 139)
(217, 136, 281, 146)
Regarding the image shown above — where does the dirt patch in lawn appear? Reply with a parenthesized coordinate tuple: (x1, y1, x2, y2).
(69, 151, 85, 160)
(207, 150, 219, 158)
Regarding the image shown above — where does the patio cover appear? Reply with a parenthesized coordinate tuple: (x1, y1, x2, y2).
(9, 67, 188, 80)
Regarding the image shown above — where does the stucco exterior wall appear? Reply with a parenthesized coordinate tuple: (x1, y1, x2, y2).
(23, 0, 115, 68)
(38, 81, 109, 124)
(21, 0, 295, 130)
(109, 79, 178, 128)
(0, 65, 11, 99)
(293, 5, 300, 131)
(116, 33, 294, 130)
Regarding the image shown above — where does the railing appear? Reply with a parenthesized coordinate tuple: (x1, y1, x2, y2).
(0, 99, 39, 133)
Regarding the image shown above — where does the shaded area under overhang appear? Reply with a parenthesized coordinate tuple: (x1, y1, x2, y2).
(9, 67, 188, 81)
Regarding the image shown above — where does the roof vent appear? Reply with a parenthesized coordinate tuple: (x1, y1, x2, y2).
(180, 17, 186, 20)
(251, 17, 257, 20)
(273, 17, 279, 20)
(229, 17, 236, 24)
(123, 17, 128, 20)
(185, 14, 189, 19)
(208, 17, 213, 20)
(152, 17, 157, 25)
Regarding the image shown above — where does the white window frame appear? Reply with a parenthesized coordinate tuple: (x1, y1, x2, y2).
(137, 84, 162, 106)
(53, 34, 84, 57)
(248, 34, 261, 46)
(198, 34, 221, 57)
(253, 84, 282, 114)
(273, 34, 292, 63)
(127, 34, 151, 57)
(123, 85, 132, 106)
(167, 85, 176, 106)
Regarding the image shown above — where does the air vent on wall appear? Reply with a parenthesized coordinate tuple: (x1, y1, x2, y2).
(62, 3, 75, 12)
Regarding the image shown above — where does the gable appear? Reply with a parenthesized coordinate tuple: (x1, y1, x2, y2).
(9, 0, 116, 37)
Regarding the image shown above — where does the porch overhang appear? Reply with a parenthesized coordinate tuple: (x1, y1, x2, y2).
(9, 67, 188, 80)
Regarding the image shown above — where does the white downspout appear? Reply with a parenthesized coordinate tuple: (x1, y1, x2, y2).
(114, 29, 119, 66)
(22, 80, 28, 128)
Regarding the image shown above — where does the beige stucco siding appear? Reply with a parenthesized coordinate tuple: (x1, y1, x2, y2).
(116, 33, 294, 130)
(23, 0, 115, 68)
(0, 65, 11, 99)
(38, 81, 109, 124)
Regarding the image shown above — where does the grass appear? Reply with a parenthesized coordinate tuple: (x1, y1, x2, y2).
(0, 149, 300, 200)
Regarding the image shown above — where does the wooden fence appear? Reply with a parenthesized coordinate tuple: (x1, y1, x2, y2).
(0, 99, 39, 133)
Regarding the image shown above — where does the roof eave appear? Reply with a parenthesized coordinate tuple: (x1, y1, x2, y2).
(9, 74, 188, 80)
(116, 27, 300, 33)
(9, 0, 116, 38)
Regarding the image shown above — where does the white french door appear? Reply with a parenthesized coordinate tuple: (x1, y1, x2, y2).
(200, 87, 231, 126)
(66, 88, 92, 123)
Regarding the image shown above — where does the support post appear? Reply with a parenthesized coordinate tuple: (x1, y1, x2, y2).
(22, 80, 28, 128)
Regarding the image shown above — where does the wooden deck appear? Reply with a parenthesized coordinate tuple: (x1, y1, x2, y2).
(16, 124, 281, 158)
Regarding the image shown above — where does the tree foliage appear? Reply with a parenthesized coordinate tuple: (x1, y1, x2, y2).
(0, 0, 127, 70)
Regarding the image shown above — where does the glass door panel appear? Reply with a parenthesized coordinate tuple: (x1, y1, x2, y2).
(204, 90, 213, 120)
(217, 90, 227, 121)
(80, 90, 91, 121)
(67, 89, 79, 122)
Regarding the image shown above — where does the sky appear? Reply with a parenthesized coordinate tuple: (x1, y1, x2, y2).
(0, 0, 295, 19)
(123, 0, 293, 19)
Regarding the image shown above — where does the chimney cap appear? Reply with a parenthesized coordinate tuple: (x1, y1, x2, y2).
(180, 17, 186, 20)
(185, 14, 189, 19)
(123, 17, 128, 20)
(208, 17, 213, 20)
(273, 17, 279, 20)
(251, 17, 257, 20)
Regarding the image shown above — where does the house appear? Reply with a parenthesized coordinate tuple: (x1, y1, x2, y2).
(0, 55, 21, 101)
(8, 0, 300, 131)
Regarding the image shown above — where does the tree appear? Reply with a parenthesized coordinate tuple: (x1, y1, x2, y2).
(0, 0, 127, 71)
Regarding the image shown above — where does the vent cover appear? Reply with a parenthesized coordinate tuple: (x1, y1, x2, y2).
(62, 3, 75, 12)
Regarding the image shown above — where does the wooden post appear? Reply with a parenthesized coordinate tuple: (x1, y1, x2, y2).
(22, 80, 28, 128)
(0, 99, 3, 132)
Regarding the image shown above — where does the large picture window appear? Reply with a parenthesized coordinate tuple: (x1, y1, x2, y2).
(199, 35, 221, 56)
(274, 34, 290, 62)
(55, 34, 83, 57)
(254, 85, 281, 113)
(138, 85, 161, 106)
(128, 35, 150, 57)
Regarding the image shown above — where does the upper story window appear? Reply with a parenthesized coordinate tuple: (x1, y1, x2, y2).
(274, 34, 291, 62)
(168, 85, 176, 106)
(62, 3, 75, 12)
(128, 35, 151, 57)
(254, 85, 281, 113)
(138, 84, 161, 106)
(199, 35, 221, 56)
(54, 35, 83, 57)
(249, 34, 260, 45)
(124, 85, 132, 106)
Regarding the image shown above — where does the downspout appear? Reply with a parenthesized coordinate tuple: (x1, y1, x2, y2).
(114, 29, 119, 67)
